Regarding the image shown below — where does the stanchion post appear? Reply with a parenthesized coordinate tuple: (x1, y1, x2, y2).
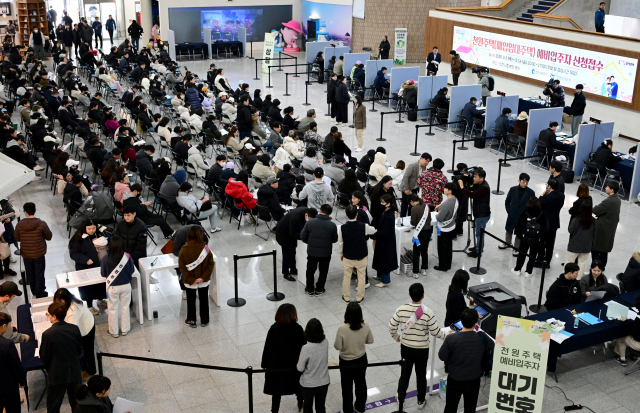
(458, 122, 468, 150)
(469, 227, 487, 275)
(254, 59, 260, 80)
(370, 88, 377, 112)
(227, 254, 247, 307)
(247, 366, 254, 413)
(395, 108, 404, 123)
(325, 102, 330, 116)
(249, 42, 253, 59)
(377, 112, 386, 141)
(502, 140, 511, 167)
(447, 140, 456, 173)
(425, 113, 434, 136)
(266, 66, 273, 89)
(267, 249, 285, 301)
(410, 125, 420, 156)
(278, 52, 282, 71)
(97, 353, 103, 376)
(492, 159, 505, 195)
(303, 81, 311, 106)
(283, 73, 290, 96)
(530, 262, 548, 313)
(391, 359, 408, 413)
(293, 60, 299, 77)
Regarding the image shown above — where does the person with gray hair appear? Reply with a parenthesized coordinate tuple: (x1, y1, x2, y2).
(298, 108, 317, 133)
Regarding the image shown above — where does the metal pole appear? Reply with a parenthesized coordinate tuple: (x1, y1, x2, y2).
(530, 262, 548, 313)
(249, 42, 253, 59)
(395, 108, 404, 124)
(293, 60, 299, 77)
(267, 249, 285, 301)
(377, 112, 386, 141)
(303, 81, 311, 106)
(492, 159, 505, 195)
(227, 254, 246, 307)
(469, 227, 487, 275)
(458, 122, 468, 150)
(97, 353, 103, 376)
(502, 139, 511, 167)
(247, 366, 254, 413)
(410, 126, 420, 156)
(325, 102, 330, 117)
(266, 67, 273, 89)
(277, 52, 282, 71)
(283, 73, 290, 96)
(447, 140, 456, 173)
(254, 59, 260, 80)
(425, 117, 434, 136)
(391, 359, 408, 413)
(370, 88, 377, 112)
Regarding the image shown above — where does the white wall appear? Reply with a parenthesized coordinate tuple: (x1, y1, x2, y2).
(611, 0, 640, 19)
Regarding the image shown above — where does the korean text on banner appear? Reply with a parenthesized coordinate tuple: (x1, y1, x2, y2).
(488, 316, 551, 413)
(262, 32, 277, 74)
(394, 28, 407, 66)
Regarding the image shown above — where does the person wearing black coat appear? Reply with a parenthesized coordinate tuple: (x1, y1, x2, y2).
(536, 179, 565, 267)
(268, 100, 283, 127)
(300, 207, 338, 294)
(276, 206, 311, 281)
(29, 119, 49, 149)
(432, 88, 449, 111)
(593, 139, 622, 177)
(569, 84, 586, 136)
(370, 195, 398, 286)
(69, 223, 108, 310)
(426, 47, 441, 75)
(63, 177, 83, 214)
(114, 211, 147, 265)
(335, 76, 350, 125)
(501, 174, 535, 253)
(444, 270, 470, 327)
(276, 167, 296, 204)
(621, 252, 640, 293)
(544, 264, 582, 311)
(39, 308, 83, 413)
(539, 122, 563, 167)
(58, 102, 79, 130)
(379, 36, 390, 59)
(257, 180, 286, 222)
(0, 314, 27, 413)
(236, 98, 253, 139)
(512, 197, 548, 276)
(261, 305, 306, 413)
(327, 74, 338, 122)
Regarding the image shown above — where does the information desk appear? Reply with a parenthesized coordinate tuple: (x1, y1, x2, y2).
(518, 98, 547, 114)
(55, 268, 144, 324)
(175, 42, 210, 59)
(526, 291, 638, 374)
(613, 158, 635, 191)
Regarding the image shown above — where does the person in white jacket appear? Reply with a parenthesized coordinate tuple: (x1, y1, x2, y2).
(187, 144, 209, 184)
(222, 97, 237, 125)
(188, 109, 204, 133)
(176, 182, 221, 233)
(53, 288, 97, 378)
(369, 152, 388, 185)
(273, 146, 292, 171)
(157, 117, 171, 146)
(215, 70, 231, 93)
(387, 160, 406, 193)
(150, 59, 167, 74)
(171, 92, 185, 110)
(283, 132, 304, 159)
(177, 104, 191, 123)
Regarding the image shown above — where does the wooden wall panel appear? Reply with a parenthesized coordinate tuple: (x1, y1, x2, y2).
(424, 16, 640, 112)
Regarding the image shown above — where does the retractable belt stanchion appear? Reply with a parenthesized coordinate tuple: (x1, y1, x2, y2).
(530, 263, 548, 314)
(227, 254, 246, 307)
(283, 73, 290, 96)
(469, 227, 487, 275)
(266, 249, 284, 301)
(303, 81, 311, 106)
(492, 159, 505, 195)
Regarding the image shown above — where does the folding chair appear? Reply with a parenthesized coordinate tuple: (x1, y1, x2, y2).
(254, 205, 275, 241)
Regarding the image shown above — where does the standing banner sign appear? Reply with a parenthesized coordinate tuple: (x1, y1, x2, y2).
(262, 32, 277, 73)
(488, 316, 551, 413)
(394, 28, 407, 65)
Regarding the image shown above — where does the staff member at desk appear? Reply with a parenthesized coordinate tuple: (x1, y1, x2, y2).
(461, 97, 484, 132)
(432, 87, 449, 110)
(593, 138, 623, 177)
(544, 263, 581, 311)
(540, 121, 564, 167)
(613, 292, 640, 367)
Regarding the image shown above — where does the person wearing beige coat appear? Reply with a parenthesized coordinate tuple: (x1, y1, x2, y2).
(353, 96, 367, 151)
(252, 154, 276, 183)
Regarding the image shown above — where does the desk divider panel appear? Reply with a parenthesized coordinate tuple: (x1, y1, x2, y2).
(389, 67, 420, 95)
(237, 27, 246, 57)
(365, 59, 393, 87)
(572, 123, 595, 175)
(324, 46, 351, 70)
(167, 30, 176, 61)
(485, 95, 519, 138)
(448, 84, 482, 125)
(306, 42, 326, 64)
(417, 75, 448, 118)
(344, 53, 371, 77)
(203, 29, 212, 59)
(630, 144, 640, 202)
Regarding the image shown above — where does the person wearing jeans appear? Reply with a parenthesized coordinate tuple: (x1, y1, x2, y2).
(176, 183, 221, 233)
(100, 236, 134, 338)
(301, 205, 338, 296)
(458, 168, 491, 257)
(334, 303, 374, 413)
(14, 202, 52, 298)
(297, 319, 330, 413)
(390, 283, 446, 409)
(178, 226, 214, 328)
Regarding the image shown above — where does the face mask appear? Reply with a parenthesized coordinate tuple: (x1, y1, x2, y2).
(34, 30, 38, 33)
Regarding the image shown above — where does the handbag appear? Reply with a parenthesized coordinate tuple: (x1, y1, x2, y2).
(161, 239, 174, 255)
(0, 241, 10, 260)
(199, 199, 213, 211)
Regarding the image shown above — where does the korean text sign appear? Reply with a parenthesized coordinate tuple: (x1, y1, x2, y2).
(452, 26, 638, 103)
(488, 316, 551, 413)
(262, 32, 276, 74)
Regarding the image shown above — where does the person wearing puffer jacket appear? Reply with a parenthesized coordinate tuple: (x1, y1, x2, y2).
(369, 152, 388, 185)
(283, 133, 304, 159)
(176, 182, 220, 233)
(400, 80, 418, 109)
(188, 109, 204, 133)
(222, 97, 237, 125)
(177, 104, 191, 122)
(273, 146, 293, 171)
(202, 93, 214, 111)
(225, 171, 258, 211)
(252, 154, 276, 183)
(185, 85, 201, 110)
(171, 92, 185, 110)
(187, 144, 209, 183)
(113, 174, 130, 206)
(135, 145, 155, 182)
(387, 160, 405, 193)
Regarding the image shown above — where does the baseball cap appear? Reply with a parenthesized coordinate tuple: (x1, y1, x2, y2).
(313, 167, 324, 178)
(244, 143, 255, 150)
(174, 126, 183, 133)
(225, 161, 235, 169)
(266, 176, 278, 185)
(0, 281, 22, 297)
(219, 92, 227, 97)
(66, 159, 80, 167)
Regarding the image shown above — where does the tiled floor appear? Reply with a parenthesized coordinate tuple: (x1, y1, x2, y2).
(5, 48, 640, 413)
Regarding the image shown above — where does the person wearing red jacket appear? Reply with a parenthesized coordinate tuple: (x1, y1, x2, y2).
(225, 170, 257, 211)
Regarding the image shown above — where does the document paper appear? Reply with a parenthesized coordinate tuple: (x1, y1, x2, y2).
(113, 397, 144, 413)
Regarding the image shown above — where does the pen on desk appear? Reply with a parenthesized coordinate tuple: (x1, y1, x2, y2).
(599, 310, 601, 320)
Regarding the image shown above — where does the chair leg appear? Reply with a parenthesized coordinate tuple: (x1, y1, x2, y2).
(625, 358, 640, 375)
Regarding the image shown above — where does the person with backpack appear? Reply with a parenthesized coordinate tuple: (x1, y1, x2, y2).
(477, 68, 493, 106)
(439, 308, 493, 413)
(449, 50, 462, 86)
(511, 197, 548, 277)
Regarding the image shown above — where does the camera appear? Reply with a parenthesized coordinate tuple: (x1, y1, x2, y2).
(452, 165, 478, 187)
(471, 66, 489, 75)
(542, 78, 555, 95)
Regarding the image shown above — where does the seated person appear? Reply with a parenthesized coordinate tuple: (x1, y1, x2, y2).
(544, 263, 582, 311)
(257, 176, 286, 222)
(123, 183, 175, 238)
(63, 174, 84, 214)
(461, 97, 484, 131)
(579, 260, 608, 302)
(512, 111, 528, 137)
(593, 138, 622, 177)
(373, 67, 390, 98)
(353, 64, 365, 88)
(494, 107, 513, 139)
(613, 292, 640, 367)
(621, 252, 640, 292)
(432, 87, 449, 110)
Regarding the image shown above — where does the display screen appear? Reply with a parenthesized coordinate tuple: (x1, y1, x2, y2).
(452, 26, 638, 103)
(475, 306, 488, 318)
(200, 6, 291, 43)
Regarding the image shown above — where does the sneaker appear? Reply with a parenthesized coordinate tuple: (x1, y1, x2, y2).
(524, 272, 533, 278)
(342, 123, 348, 126)
(33, 165, 45, 171)
(467, 250, 479, 258)
(10, 256, 16, 263)
(512, 250, 519, 257)
(412, 273, 419, 279)
(315, 289, 326, 296)
(184, 320, 197, 328)
(201, 322, 208, 327)
(88, 307, 100, 315)
(4, 269, 17, 276)
(97, 300, 107, 306)
(342, 296, 350, 303)
(305, 290, 315, 296)
(511, 268, 521, 276)
(364, 282, 370, 289)
(108, 332, 119, 338)
(121, 331, 128, 336)
(421, 269, 428, 276)
(614, 356, 628, 367)
(375, 282, 388, 288)
(211, 227, 221, 233)
(182, 290, 187, 300)
(357, 296, 365, 304)
(31, 176, 42, 181)
(417, 400, 426, 410)
(355, 147, 363, 152)
(498, 243, 509, 250)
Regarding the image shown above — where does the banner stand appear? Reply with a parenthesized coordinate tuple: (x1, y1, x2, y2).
(394, 28, 407, 66)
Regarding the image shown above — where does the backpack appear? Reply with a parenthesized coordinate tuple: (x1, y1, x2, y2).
(524, 212, 542, 245)
(460, 60, 467, 72)
(487, 75, 495, 92)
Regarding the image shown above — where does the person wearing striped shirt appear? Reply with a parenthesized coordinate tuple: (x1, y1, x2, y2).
(389, 283, 446, 410)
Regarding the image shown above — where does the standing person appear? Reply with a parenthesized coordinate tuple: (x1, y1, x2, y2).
(401, 153, 431, 217)
(127, 20, 143, 53)
(100, 236, 135, 338)
(334, 55, 344, 77)
(353, 95, 366, 152)
(426, 46, 441, 75)
(339, 206, 376, 303)
(334, 303, 374, 413)
(439, 308, 493, 413)
(434, 183, 459, 272)
(327, 72, 338, 124)
(417, 158, 447, 210)
(297, 318, 330, 413)
(378, 35, 390, 59)
(335, 76, 350, 126)
(500, 173, 534, 255)
(595, 2, 606, 33)
(546, 160, 566, 195)
(371, 194, 398, 288)
(29, 27, 47, 61)
(0, 282, 29, 343)
(536, 179, 565, 268)
(178, 227, 214, 328)
(569, 183, 592, 218)
(40, 302, 83, 413)
(53, 289, 96, 380)
(105, 15, 116, 44)
(511, 197, 548, 277)
(172, 225, 209, 300)
(409, 194, 432, 277)
(544, 263, 582, 311)
(444, 270, 470, 326)
(301, 204, 338, 296)
(114, 205, 147, 266)
(276, 207, 315, 282)
(68, 221, 108, 314)
(458, 168, 490, 258)
(14, 202, 52, 298)
(450, 50, 461, 85)
(566, 199, 596, 276)
(49, 6, 58, 25)
(262, 304, 306, 413)
(591, 181, 621, 267)
(569, 84, 586, 136)
(92, 17, 103, 49)
(477, 68, 492, 105)
(390, 283, 446, 409)
(368, 176, 397, 228)
(0, 312, 26, 413)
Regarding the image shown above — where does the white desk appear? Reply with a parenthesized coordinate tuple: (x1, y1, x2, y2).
(394, 222, 438, 274)
(55, 268, 144, 325)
